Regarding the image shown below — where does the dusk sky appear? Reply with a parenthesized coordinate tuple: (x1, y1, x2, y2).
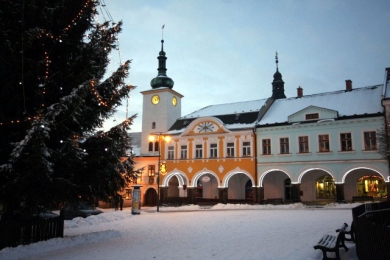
(100, 0, 390, 132)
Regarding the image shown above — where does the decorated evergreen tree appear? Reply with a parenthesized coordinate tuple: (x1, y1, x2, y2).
(0, 0, 138, 217)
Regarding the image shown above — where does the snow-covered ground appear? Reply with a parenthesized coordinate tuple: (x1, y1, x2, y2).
(0, 203, 360, 260)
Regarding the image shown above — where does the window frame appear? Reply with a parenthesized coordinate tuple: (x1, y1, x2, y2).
(180, 145, 188, 159)
(318, 134, 330, 152)
(167, 146, 174, 159)
(363, 131, 377, 151)
(279, 137, 290, 154)
(209, 143, 218, 158)
(298, 136, 309, 153)
(226, 142, 235, 157)
(340, 132, 353, 151)
(242, 141, 251, 157)
(195, 144, 203, 159)
(262, 139, 271, 155)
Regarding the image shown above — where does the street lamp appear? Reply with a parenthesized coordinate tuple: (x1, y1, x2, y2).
(149, 133, 171, 212)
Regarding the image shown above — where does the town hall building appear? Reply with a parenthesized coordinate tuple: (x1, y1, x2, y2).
(130, 39, 390, 206)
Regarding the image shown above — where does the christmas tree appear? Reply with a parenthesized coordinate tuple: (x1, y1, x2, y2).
(0, 0, 138, 217)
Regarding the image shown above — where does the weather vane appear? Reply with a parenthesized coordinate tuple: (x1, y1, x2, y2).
(275, 51, 279, 70)
(162, 24, 165, 40)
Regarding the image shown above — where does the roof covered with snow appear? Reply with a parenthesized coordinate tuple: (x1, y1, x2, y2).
(168, 99, 267, 131)
(258, 85, 384, 125)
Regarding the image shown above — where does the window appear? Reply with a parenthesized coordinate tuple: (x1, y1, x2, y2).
(167, 146, 174, 159)
(280, 138, 289, 154)
(316, 175, 336, 199)
(318, 134, 330, 152)
(195, 144, 203, 158)
(180, 145, 187, 159)
(364, 131, 377, 150)
(154, 142, 159, 152)
(210, 144, 217, 158)
(152, 122, 156, 129)
(262, 139, 271, 155)
(340, 133, 352, 151)
(242, 142, 251, 156)
(148, 165, 155, 176)
(305, 113, 319, 120)
(148, 142, 153, 152)
(226, 142, 235, 157)
(298, 136, 309, 153)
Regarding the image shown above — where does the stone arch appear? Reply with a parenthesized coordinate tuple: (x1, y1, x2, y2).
(161, 169, 189, 187)
(259, 168, 292, 187)
(297, 167, 335, 183)
(341, 166, 387, 184)
(190, 168, 221, 188)
(222, 167, 255, 188)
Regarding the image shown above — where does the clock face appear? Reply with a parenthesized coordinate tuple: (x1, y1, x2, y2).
(196, 122, 217, 133)
(151, 95, 160, 105)
(172, 96, 177, 106)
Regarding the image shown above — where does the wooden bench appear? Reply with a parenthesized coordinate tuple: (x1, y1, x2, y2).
(263, 198, 283, 205)
(314, 223, 348, 260)
(336, 222, 355, 243)
(352, 196, 373, 203)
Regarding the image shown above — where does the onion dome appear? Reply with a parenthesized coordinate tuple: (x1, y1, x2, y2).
(150, 40, 174, 89)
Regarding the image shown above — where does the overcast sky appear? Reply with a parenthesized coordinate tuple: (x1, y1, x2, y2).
(100, 0, 390, 132)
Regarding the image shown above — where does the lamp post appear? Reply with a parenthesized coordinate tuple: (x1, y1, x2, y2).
(149, 133, 170, 212)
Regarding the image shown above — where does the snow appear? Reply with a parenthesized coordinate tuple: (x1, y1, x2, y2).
(182, 99, 266, 119)
(0, 203, 361, 260)
(259, 85, 383, 125)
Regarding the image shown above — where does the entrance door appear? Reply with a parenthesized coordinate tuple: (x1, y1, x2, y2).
(144, 188, 157, 206)
(284, 178, 292, 201)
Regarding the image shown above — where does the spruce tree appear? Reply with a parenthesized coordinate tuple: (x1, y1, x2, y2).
(0, 0, 137, 217)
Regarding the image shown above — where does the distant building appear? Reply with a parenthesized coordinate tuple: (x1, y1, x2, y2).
(130, 40, 389, 206)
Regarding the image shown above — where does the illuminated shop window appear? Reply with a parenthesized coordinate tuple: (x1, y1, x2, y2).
(316, 175, 336, 199)
(357, 175, 387, 198)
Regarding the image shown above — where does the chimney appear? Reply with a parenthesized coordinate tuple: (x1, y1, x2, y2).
(345, 80, 352, 91)
(297, 86, 303, 97)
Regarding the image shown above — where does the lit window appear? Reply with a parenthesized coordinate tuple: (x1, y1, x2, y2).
(148, 165, 155, 176)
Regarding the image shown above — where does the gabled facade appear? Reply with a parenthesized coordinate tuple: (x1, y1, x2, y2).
(256, 79, 389, 204)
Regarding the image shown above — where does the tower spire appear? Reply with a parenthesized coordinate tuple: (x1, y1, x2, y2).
(271, 52, 286, 99)
(150, 25, 174, 89)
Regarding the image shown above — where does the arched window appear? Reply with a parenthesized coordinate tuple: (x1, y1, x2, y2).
(148, 142, 153, 152)
(154, 142, 159, 152)
(152, 122, 156, 129)
(316, 175, 336, 199)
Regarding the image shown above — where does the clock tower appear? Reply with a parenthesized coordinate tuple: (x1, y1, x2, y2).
(140, 39, 183, 155)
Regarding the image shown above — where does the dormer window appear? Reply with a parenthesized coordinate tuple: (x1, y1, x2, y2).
(305, 113, 319, 120)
